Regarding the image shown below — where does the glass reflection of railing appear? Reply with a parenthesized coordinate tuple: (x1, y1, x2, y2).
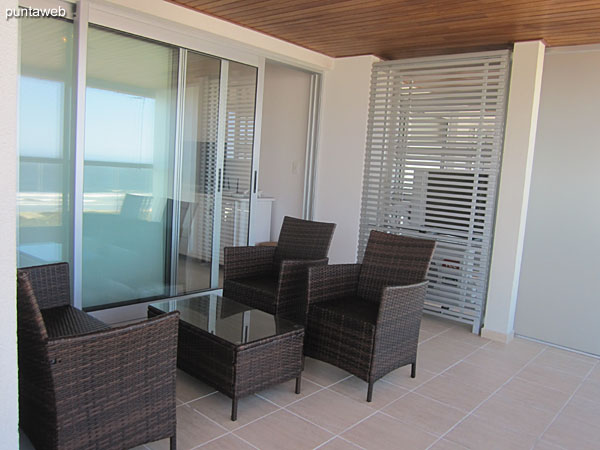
(18, 192, 63, 227)
(18, 192, 157, 217)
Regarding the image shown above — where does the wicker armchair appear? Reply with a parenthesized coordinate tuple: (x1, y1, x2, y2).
(223, 216, 336, 323)
(304, 230, 436, 402)
(17, 263, 180, 450)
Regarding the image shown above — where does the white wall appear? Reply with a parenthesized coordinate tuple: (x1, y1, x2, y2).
(514, 45, 600, 355)
(0, 0, 20, 447)
(313, 56, 379, 263)
(483, 41, 545, 342)
(259, 62, 311, 240)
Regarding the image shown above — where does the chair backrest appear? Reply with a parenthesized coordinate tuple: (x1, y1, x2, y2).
(358, 230, 436, 303)
(17, 271, 48, 342)
(273, 216, 336, 270)
(18, 262, 71, 310)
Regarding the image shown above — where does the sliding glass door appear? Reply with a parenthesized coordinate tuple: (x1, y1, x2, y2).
(17, 17, 74, 268)
(18, 20, 260, 310)
(175, 55, 258, 294)
(176, 51, 221, 294)
(82, 26, 178, 308)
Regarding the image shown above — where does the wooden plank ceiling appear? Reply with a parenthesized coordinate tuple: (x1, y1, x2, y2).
(168, 0, 600, 60)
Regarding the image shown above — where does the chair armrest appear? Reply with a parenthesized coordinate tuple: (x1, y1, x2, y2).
(377, 281, 428, 324)
(46, 312, 179, 430)
(275, 258, 329, 322)
(375, 280, 428, 342)
(306, 263, 361, 306)
(224, 246, 276, 280)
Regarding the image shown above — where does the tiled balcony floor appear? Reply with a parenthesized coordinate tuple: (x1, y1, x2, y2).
(21, 315, 600, 450)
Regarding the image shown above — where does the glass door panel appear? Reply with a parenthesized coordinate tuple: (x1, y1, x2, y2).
(82, 26, 178, 308)
(17, 17, 74, 268)
(217, 61, 258, 285)
(176, 52, 221, 294)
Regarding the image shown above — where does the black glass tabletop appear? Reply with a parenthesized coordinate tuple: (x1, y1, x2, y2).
(149, 293, 303, 346)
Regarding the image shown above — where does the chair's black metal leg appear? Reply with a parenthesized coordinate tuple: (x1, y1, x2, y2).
(231, 398, 238, 421)
(411, 362, 416, 378)
(295, 375, 302, 394)
(367, 381, 374, 402)
(170, 435, 176, 450)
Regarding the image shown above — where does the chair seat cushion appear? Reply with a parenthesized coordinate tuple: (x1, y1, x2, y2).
(311, 295, 379, 325)
(41, 305, 109, 339)
(223, 275, 278, 314)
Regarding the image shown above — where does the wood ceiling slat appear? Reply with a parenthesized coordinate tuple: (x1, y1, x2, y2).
(167, 0, 600, 59)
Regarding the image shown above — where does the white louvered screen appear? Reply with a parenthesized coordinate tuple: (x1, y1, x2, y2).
(358, 50, 511, 333)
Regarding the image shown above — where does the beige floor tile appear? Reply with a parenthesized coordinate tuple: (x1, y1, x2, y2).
(197, 433, 255, 449)
(587, 364, 600, 383)
(443, 360, 511, 391)
(531, 439, 565, 450)
(574, 378, 600, 403)
(382, 393, 466, 436)
(475, 339, 544, 367)
(486, 337, 546, 357)
(436, 325, 490, 349)
(341, 412, 437, 450)
(256, 377, 321, 407)
(429, 439, 469, 450)
(419, 328, 437, 343)
(542, 412, 600, 450)
(382, 365, 437, 389)
(303, 357, 352, 387)
(518, 363, 584, 395)
(146, 405, 226, 450)
(415, 339, 476, 374)
(420, 315, 456, 334)
(533, 347, 597, 377)
(175, 369, 216, 403)
(464, 348, 527, 377)
(286, 389, 374, 434)
(445, 415, 537, 450)
(416, 373, 494, 412)
(234, 409, 333, 450)
(188, 392, 279, 431)
(317, 437, 364, 449)
(498, 377, 571, 413)
(329, 376, 408, 409)
(473, 392, 556, 438)
(560, 395, 600, 427)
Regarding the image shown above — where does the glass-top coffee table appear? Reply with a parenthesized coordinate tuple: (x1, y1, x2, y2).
(148, 293, 304, 421)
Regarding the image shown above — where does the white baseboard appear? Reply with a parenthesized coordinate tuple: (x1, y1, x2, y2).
(481, 327, 515, 344)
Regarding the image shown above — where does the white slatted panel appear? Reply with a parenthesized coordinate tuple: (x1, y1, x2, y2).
(358, 50, 511, 332)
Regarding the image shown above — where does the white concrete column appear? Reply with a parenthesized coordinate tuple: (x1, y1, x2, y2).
(313, 55, 380, 263)
(0, 0, 20, 446)
(482, 41, 546, 343)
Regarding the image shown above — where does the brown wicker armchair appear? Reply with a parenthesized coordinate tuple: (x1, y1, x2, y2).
(223, 216, 336, 323)
(304, 230, 436, 402)
(17, 263, 180, 450)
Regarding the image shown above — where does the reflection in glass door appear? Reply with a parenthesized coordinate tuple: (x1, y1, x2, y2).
(17, 17, 74, 268)
(19, 21, 260, 309)
(175, 51, 221, 294)
(217, 61, 258, 284)
(82, 26, 178, 308)
(175, 56, 258, 294)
